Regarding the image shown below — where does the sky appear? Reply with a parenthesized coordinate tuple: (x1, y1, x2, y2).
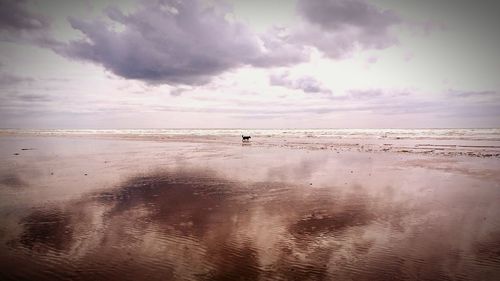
(0, 0, 499, 129)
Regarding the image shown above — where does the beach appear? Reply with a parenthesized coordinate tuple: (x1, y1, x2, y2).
(1, 131, 500, 280)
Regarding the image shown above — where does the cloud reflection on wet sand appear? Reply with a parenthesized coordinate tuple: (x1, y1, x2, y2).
(1, 167, 499, 281)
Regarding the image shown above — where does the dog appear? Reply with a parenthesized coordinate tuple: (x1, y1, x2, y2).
(242, 135, 251, 142)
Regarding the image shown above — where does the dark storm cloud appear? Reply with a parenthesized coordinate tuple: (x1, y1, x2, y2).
(297, 0, 399, 30)
(294, 0, 401, 58)
(59, 0, 308, 85)
(270, 72, 331, 94)
(0, 0, 49, 32)
(0, 0, 61, 49)
(0, 0, 404, 87)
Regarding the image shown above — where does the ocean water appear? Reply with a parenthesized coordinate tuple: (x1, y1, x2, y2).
(2, 128, 500, 141)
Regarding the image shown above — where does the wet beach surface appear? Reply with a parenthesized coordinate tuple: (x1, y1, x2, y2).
(1, 136, 500, 280)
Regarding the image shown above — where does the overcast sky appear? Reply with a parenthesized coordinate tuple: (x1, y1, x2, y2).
(0, 0, 499, 128)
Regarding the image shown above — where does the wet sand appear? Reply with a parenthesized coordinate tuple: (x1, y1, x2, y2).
(2, 129, 500, 158)
(1, 136, 500, 280)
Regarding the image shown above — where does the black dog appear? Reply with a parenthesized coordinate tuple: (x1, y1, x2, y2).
(242, 135, 251, 142)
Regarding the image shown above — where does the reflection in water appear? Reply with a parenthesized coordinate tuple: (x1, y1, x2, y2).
(0, 174, 27, 188)
(19, 208, 73, 252)
(1, 168, 500, 281)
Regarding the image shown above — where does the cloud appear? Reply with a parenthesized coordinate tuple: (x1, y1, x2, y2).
(58, 0, 308, 86)
(365, 56, 378, 64)
(0, 0, 49, 32)
(448, 90, 498, 99)
(0, 0, 402, 89)
(0, 90, 53, 108)
(169, 87, 192, 97)
(249, 26, 309, 67)
(349, 89, 383, 99)
(0, 73, 34, 86)
(294, 0, 401, 58)
(270, 71, 331, 94)
(0, 0, 62, 49)
(15, 93, 53, 102)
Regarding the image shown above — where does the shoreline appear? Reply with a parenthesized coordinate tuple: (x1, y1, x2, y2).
(2, 130, 500, 158)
